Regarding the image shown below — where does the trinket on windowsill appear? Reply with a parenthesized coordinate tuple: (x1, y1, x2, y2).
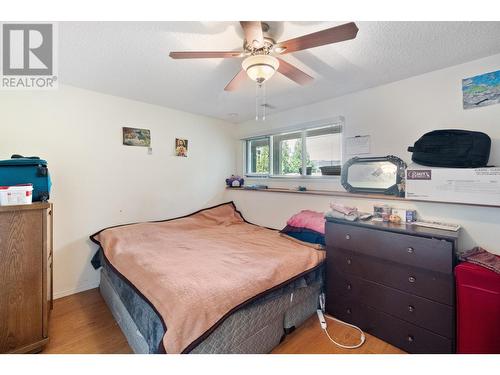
(381, 205, 392, 222)
(389, 214, 401, 224)
(225, 175, 244, 188)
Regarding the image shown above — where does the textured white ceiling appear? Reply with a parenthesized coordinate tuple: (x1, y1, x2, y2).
(59, 21, 500, 123)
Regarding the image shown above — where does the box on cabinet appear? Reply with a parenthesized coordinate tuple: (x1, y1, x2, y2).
(405, 163, 500, 206)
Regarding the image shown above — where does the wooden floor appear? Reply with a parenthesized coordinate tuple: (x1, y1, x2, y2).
(42, 288, 404, 354)
(42, 288, 132, 353)
(273, 315, 404, 354)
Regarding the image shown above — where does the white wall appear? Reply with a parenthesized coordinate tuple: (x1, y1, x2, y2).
(0, 85, 236, 298)
(227, 53, 500, 255)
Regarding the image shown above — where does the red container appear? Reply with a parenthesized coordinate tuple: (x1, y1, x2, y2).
(455, 262, 500, 354)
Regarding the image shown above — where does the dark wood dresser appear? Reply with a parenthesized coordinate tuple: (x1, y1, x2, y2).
(325, 218, 458, 353)
(0, 202, 53, 353)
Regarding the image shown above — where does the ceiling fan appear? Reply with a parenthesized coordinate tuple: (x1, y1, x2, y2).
(169, 21, 359, 91)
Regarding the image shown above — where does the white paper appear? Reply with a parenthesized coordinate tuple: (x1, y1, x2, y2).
(346, 135, 370, 155)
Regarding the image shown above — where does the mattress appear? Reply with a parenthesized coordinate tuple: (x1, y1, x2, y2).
(95, 250, 323, 353)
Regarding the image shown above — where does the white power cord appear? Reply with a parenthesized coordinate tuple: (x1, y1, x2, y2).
(317, 293, 366, 349)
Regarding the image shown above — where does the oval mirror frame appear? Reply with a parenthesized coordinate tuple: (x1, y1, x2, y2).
(341, 155, 407, 196)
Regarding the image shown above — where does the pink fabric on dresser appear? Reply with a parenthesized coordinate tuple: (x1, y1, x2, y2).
(92, 203, 325, 354)
(286, 210, 326, 234)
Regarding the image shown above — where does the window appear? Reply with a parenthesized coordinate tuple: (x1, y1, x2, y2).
(245, 123, 342, 177)
(273, 131, 303, 176)
(305, 127, 342, 176)
(246, 137, 270, 175)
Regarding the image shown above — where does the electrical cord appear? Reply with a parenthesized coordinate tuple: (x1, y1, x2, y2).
(322, 313, 366, 349)
(317, 293, 366, 349)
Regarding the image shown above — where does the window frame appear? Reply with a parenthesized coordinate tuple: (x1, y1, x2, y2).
(243, 118, 344, 179)
(245, 137, 271, 176)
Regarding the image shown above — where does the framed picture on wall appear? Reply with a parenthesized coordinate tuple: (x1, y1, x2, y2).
(462, 70, 500, 109)
(175, 138, 188, 157)
(123, 127, 151, 147)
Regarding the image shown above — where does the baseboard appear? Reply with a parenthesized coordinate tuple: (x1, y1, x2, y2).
(54, 279, 100, 300)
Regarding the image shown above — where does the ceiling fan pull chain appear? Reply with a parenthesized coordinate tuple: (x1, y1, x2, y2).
(256, 82, 263, 121)
(255, 83, 259, 121)
(254, 82, 267, 121)
(262, 82, 266, 121)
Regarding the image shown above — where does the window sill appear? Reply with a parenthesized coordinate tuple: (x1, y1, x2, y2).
(227, 186, 404, 200)
(225, 187, 500, 208)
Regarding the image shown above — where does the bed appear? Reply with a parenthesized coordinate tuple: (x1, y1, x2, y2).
(90, 202, 325, 354)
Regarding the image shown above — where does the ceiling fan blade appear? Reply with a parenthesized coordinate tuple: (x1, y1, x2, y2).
(169, 51, 242, 59)
(277, 58, 313, 85)
(224, 69, 247, 91)
(240, 21, 264, 48)
(278, 22, 358, 54)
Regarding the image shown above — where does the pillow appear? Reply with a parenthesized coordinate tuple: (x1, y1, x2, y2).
(280, 224, 325, 246)
(286, 210, 326, 234)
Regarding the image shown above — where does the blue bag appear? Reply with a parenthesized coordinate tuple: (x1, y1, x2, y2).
(0, 155, 52, 201)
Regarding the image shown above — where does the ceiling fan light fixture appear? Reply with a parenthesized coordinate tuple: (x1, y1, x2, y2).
(242, 55, 279, 83)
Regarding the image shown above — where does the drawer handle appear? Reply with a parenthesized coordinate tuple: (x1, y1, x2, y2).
(346, 283, 352, 291)
(408, 276, 416, 283)
(346, 258, 352, 265)
(408, 305, 415, 313)
(346, 308, 352, 314)
(407, 335, 415, 343)
(407, 247, 414, 254)
(345, 234, 351, 240)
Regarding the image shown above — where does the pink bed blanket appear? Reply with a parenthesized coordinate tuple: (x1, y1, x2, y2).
(91, 202, 325, 353)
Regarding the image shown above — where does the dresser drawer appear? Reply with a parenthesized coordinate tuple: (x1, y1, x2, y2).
(328, 248, 454, 305)
(326, 294, 454, 354)
(326, 222, 453, 274)
(327, 269, 454, 338)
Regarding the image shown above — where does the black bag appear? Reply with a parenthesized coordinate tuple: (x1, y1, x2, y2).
(408, 130, 491, 168)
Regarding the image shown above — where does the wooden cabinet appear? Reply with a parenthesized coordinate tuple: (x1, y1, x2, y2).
(325, 218, 458, 354)
(0, 202, 53, 353)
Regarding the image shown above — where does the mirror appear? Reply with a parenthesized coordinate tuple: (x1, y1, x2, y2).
(341, 156, 407, 196)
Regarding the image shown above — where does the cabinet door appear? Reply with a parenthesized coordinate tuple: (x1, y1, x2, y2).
(327, 293, 454, 354)
(43, 205, 53, 338)
(0, 209, 43, 353)
(328, 268, 454, 338)
(328, 248, 454, 305)
(48, 206, 53, 310)
(326, 222, 453, 274)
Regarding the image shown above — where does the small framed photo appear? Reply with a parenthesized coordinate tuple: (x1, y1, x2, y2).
(175, 138, 188, 157)
(123, 127, 151, 147)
